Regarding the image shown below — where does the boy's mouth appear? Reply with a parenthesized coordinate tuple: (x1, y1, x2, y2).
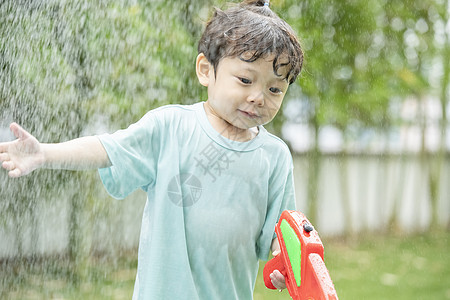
(238, 109, 260, 119)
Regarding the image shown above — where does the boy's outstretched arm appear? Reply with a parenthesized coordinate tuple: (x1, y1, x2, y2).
(0, 122, 111, 178)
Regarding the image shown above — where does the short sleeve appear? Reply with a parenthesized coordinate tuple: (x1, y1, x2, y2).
(97, 111, 161, 199)
(256, 155, 296, 261)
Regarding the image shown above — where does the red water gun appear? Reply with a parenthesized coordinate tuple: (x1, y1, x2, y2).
(263, 210, 338, 300)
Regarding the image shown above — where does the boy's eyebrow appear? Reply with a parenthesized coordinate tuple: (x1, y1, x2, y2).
(276, 77, 289, 83)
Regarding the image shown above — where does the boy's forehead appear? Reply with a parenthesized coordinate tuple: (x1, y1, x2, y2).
(233, 53, 291, 81)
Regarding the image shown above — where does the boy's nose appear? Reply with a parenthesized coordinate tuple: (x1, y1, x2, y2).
(247, 90, 264, 106)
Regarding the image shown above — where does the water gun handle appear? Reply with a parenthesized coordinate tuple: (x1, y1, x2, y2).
(263, 253, 338, 300)
(262, 253, 285, 289)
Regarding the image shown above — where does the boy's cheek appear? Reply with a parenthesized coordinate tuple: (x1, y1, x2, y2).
(262, 102, 282, 117)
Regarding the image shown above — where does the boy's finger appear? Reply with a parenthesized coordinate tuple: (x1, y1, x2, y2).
(10, 122, 30, 140)
(0, 153, 9, 162)
(270, 276, 284, 290)
(270, 270, 287, 290)
(2, 160, 15, 171)
(8, 168, 22, 178)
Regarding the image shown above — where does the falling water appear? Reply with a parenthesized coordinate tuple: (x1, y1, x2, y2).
(0, 0, 211, 297)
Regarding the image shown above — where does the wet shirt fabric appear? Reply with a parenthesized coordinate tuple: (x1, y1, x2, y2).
(97, 102, 296, 300)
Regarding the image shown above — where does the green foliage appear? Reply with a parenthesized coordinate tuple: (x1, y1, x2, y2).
(280, 0, 390, 129)
(0, 0, 212, 134)
(277, 0, 448, 135)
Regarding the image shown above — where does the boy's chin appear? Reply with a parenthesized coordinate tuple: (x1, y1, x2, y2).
(233, 124, 262, 133)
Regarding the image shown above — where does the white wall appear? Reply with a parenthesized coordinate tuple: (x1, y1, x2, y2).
(0, 154, 449, 258)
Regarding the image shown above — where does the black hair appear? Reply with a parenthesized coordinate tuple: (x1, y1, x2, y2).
(198, 0, 303, 84)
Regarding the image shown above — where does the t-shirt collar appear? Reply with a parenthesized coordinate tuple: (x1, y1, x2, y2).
(194, 102, 266, 152)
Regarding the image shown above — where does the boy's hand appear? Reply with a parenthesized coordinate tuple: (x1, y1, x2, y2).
(0, 123, 44, 177)
(269, 249, 287, 290)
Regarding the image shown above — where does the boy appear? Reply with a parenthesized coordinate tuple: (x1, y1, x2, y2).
(0, 0, 303, 298)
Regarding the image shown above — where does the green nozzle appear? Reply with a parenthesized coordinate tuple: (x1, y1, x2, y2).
(280, 219, 301, 287)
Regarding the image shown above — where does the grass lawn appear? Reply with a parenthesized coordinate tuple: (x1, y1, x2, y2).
(255, 230, 450, 300)
(1, 230, 449, 299)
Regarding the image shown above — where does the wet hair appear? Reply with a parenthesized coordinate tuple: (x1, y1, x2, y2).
(198, 0, 303, 84)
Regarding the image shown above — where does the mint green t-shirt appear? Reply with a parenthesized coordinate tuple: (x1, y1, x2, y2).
(98, 102, 296, 299)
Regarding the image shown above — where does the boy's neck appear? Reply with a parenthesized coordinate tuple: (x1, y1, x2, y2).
(203, 102, 258, 142)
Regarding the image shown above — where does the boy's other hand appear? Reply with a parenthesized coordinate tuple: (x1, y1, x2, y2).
(269, 249, 287, 290)
(0, 122, 44, 177)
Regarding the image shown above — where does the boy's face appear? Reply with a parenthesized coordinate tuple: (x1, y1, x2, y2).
(197, 53, 290, 132)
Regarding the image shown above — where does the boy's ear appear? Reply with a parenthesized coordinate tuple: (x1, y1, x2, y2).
(196, 53, 213, 87)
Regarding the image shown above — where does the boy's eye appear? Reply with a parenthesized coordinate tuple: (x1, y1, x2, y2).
(269, 87, 282, 94)
(239, 77, 252, 84)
